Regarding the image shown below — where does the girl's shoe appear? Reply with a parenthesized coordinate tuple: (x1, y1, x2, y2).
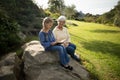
(60, 64, 73, 71)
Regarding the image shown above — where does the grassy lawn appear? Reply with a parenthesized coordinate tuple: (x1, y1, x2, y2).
(67, 20, 120, 80)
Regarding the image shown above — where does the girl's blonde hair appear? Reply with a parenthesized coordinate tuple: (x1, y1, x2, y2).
(42, 17, 53, 28)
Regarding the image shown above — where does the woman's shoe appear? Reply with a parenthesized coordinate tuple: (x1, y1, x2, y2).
(75, 58, 81, 62)
(71, 55, 81, 62)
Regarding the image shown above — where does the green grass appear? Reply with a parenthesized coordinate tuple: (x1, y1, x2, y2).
(67, 20, 120, 80)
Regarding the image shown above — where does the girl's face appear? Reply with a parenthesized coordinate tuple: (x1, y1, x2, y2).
(45, 22, 53, 29)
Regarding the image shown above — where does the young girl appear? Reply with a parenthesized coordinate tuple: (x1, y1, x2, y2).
(39, 17, 73, 70)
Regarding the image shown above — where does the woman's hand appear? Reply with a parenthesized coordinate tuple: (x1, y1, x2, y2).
(63, 42, 69, 47)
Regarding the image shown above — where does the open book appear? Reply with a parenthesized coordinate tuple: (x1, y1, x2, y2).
(56, 39, 66, 45)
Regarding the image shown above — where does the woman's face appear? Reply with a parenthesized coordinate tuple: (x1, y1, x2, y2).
(45, 22, 53, 29)
(58, 21, 65, 27)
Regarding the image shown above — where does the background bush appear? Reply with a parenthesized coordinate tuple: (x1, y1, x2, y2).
(0, 11, 22, 54)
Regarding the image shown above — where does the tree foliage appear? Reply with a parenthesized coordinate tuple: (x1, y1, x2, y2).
(82, 1, 120, 27)
(0, 0, 46, 35)
(113, 1, 120, 26)
(99, 1, 120, 27)
(48, 0, 65, 14)
(0, 0, 46, 54)
(64, 4, 77, 19)
(47, 0, 77, 20)
(0, 9, 22, 54)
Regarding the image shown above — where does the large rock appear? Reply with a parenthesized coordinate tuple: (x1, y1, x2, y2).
(23, 40, 90, 80)
(0, 53, 17, 80)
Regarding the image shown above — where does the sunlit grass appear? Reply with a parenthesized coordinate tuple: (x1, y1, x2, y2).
(67, 20, 120, 80)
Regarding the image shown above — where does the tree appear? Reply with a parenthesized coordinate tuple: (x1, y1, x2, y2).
(64, 4, 76, 19)
(0, 9, 22, 54)
(0, 0, 46, 35)
(113, 1, 120, 26)
(96, 0, 120, 27)
(48, 0, 65, 14)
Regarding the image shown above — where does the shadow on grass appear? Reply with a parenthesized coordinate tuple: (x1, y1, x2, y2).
(80, 40, 120, 58)
(70, 33, 87, 42)
(89, 30, 120, 33)
(67, 22, 78, 27)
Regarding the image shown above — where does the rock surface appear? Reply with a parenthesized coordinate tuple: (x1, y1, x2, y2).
(0, 53, 17, 80)
(23, 40, 91, 80)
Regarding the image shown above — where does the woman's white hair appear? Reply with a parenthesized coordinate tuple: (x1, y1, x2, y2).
(57, 15, 66, 21)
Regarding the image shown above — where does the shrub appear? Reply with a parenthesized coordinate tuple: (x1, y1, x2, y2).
(0, 12, 22, 54)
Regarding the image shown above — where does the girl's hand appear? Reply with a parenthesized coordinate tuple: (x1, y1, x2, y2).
(51, 41, 57, 46)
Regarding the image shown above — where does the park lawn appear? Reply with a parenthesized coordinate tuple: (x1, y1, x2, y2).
(67, 20, 120, 80)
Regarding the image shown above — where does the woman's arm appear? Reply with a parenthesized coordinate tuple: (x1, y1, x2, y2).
(66, 28, 71, 42)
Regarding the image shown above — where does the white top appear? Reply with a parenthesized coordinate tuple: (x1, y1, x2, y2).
(53, 26, 71, 43)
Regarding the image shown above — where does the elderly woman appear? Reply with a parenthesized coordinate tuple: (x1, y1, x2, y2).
(53, 16, 81, 62)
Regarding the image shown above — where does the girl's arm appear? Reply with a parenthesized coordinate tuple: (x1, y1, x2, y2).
(39, 32, 51, 49)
